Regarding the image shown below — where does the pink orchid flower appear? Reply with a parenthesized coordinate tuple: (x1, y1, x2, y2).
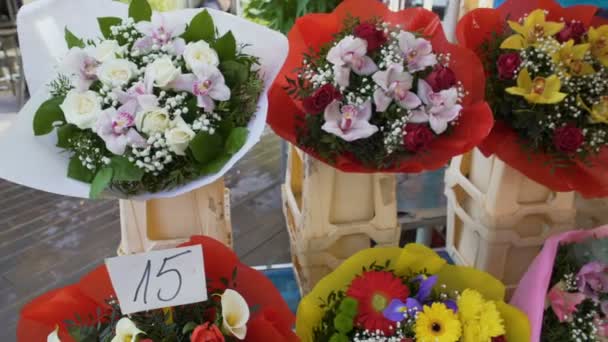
(322, 100, 378, 142)
(134, 13, 186, 55)
(327, 36, 378, 87)
(398, 32, 437, 72)
(96, 101, 147, 155)
(62, 48, 99, 91)
(409, 79, 461, 134)
(577, 261, 608, 300)
(171, 64, 230, 112)
(114, 71, 159, 111)
(372, 63, 421, 112)
(547, 282, 586, 323)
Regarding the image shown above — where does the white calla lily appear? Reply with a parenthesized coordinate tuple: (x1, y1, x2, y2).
(47, 326, 61, 342)
(221, 289, 250, 340)
(110, 317, 145, 342)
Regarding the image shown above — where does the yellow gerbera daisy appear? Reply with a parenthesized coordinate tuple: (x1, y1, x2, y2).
(415, 303, 461, 342)
(506, 68, 567, 104)
(501, 9, 564, 50)
(457, 290, 506, 342)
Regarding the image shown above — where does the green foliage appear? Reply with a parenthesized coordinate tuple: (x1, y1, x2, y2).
(243, 0, 342, 33)
(56, 124, 78, 148)
(220, 60, 250, 88)
(190, 132, 224, 164)
(65, 28, 85, 48)
(98, 17, 122, 38)
(213, 31, 237, 61)
(128, 0, 152, 22)
(33, 96, 65, 136)
(182, 10, 215, 43)
(89, 167, 114, 199)
(224, 127, 248, 154)
(67, 156, 95, 183)
(110, 156, 144, 182)
(48, 74, 73, 98)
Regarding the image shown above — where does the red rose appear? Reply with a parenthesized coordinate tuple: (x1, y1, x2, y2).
(303, 84, 342, 114)
(190, 322, 225, 342)
(403, 124, 435, 152)
(425, 65, 457, 92)
(556, 21, 587, 43)
(497, 52, 521, 80)
(354, 22, 387, 52)
(553, 124, 584, 154)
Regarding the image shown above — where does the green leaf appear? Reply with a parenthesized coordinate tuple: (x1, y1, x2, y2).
(98, 17, 122, 38)
(110, 156, 144, 182)
(219, 61, 249, 88)
(129, 0, 152, 23)
(200, 155, 231, 175)
(67, 156, 95, 183)
(225, 127, 248, 155)
(64, 28, 84, 48)
(213, 31, 236, 61)
(182, 10, 215, 43)
(56, 124, 78, 148)
(189, 131, 223, 164)
(33, 96, 65, 136)
(89, 167, 113, 199)
(182, 322, 198, 335)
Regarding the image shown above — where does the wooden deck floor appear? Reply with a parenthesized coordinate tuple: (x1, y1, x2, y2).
(0, 129, 446, 341)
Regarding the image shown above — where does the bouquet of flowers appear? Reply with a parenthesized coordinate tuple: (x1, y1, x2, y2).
(296, 244, 531, 341)
(18, 236, 297, 342)
(0, 0, 286, 199)
(268, 0, 493, 173)
(511, 225, 608, 342)
(456, 0, 608, 197)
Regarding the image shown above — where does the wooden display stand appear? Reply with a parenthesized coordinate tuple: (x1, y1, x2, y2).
(118, 178, 232, 255)
(444, 149, 577, 295)
(282, 145, 400, 295)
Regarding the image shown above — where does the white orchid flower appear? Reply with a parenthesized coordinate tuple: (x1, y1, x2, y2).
(398, 31, 437, 72)
(372, 63, 421, 112)
(47, 326, 61, 342)
(409, 79, 462, 134)
(322, 100, 378, 142)
(134, 12, 186, 55)
(61, 47, 99, 91)
(110, 317, 145, 342)
(221, 289, 250, 340)
(327, 35, 378, 87)
(171, 64, 230, 112)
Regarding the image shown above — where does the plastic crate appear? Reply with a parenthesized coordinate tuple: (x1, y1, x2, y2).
(282, 145, 400, 294)
(444, 149, 577, 295)
(118, 178, 232, 255)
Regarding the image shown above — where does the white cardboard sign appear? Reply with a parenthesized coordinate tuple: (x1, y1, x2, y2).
(105, 245, 207, 314)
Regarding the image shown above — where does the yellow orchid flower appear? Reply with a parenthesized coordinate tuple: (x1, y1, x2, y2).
(579, 95, 608, 124)
(506, 69, 567, 104)
(501, 9, 565, 50)
(588, 25, 608, 66)
(552, 40, 594, 76)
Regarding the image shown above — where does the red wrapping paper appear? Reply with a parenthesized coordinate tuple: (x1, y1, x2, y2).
(456, 0, 608, 198)
(17, 236, 297, 342)
(268, 0, 493, 173)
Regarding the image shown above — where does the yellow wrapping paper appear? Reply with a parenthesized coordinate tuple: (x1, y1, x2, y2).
(296, 244, 531, 341)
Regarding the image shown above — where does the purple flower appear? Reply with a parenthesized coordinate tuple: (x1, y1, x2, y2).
(327, 36, 378, 87)
(398, 32, 437, 72)
(409, 79, 462, 134)
(372, 63, 421, 112)
(321, 100, 378, 142)
(95, 101, 147, 155)
(171, 64, 231, 112)
(133, 13, 186, 55)
(577, 261, 608, 300)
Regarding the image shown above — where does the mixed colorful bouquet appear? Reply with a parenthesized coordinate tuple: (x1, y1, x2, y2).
(457, 0, 608, 197)
(32, 0, 269, 198)
(511, 225, 608, 342)
(268, 0, 493, 172)
(297, 244, 531, 342)
(18, 236, 297, 342)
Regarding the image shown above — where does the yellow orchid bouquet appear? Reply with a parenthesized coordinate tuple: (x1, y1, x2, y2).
(296, 244, 531, 342)
(456, 0, 608, 198)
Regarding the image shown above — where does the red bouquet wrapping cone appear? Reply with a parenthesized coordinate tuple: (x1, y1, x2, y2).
(457, 0, 608, 198)
(17, 236, 297, 342)
(268, 0, 493, 173)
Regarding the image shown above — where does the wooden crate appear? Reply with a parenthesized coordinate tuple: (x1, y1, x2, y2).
(282, 146, 400, 294)
(118, 178, 232, 255)
(444, 149, 577, 295)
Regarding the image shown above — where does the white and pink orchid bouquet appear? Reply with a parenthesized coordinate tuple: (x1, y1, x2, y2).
(26, 0, 286, 199)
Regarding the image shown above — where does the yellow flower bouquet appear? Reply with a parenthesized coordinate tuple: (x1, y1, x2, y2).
(296, 244, 531, 342)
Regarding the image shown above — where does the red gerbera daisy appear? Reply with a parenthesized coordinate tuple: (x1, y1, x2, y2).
(346, 271, 410, 334)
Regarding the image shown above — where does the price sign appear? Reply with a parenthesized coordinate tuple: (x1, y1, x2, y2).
(105, 245, 207, 314)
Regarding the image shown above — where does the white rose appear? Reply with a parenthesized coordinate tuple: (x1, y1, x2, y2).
(136, 107, 171, 134)
(97, 59, 137, 87)
(183, 41, 219, 70)
(60, 90, 102, 129)
(93, 40, 121, 62)
(165, 118, 195, 156)
(147, 56, 181, 88)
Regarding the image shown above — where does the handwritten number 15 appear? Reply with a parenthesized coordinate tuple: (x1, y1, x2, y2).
(133, 250, 192, 304)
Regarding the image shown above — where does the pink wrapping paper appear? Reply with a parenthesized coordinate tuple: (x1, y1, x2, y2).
(510, 225, 608, 342)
